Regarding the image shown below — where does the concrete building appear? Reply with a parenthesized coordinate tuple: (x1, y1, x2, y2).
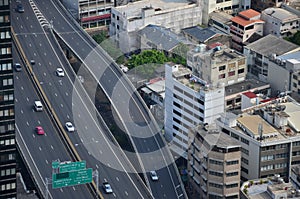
(216, 96, 300, 182)
(261, 7, 300, 38)
(230, 9, 265, 52)
(182, 26, 232, 48)
(200, 0, 249, 25)
(267, 51, 300, 96)
(187, 44, 247, 87)
(243, 34, 300, 83)
(209, 11, 233, 34)
(138, 24, 191, 55)
(0, 1, 16, 198)
(62, 0, 113, 30)
(164, 63, 225, 158)
(109, 0, 202, 53)
(225, 79, 271, 110)
(240, 176, 300, 199)
(188, 124, 241, 199)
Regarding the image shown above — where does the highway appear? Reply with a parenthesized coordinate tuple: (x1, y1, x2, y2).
(12, 0, 152, 198)
(13, 47, 94, 198)
(30, 0, 187, 198)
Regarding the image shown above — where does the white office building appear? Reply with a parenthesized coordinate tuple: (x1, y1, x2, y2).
(164, 63, 225, 159)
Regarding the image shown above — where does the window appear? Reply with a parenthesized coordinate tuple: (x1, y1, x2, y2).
(219, 65, 226, 71)
(219, 73, 225, 79)
(209, 182, 223, 189)
(238, 59, 245, 66)
(242, 157, 249, 165)
(241, 148, 249, 155)
(231, 132, 239, 140)
(276, 153, 288, 159)
(241, 137, 249, 145)
(226, 183, 238, 188)
(0, 47, 11, 55)
(261, 164, 274, 171)
(226, 160, 239, 165)
(238, 68, 244, 74)
(209, 159, 223, 165)
(275, 162, 287, 169)
(226, 171, 238, 177)
(0, 0, 9, 6)
(261, 155, 274, 161)
(241, 166, 248, 174)
(228, 71, 235, 77)
(209, 170, 223, 177)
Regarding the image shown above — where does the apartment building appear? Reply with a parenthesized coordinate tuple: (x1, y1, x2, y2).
(267, 51, 300, 96)
(188, 124, 241, 198)
(0, 0, 17, 198)
(261, 7, 300, 38)
(230, 9, 264, 52)
(62, 0, 113, 29)
(164, 63, 225, 159)
(216, 96, 300, 182)
(244, 34, 300, 82)
(109, 0, 202, 53)
(187, 44, 247, 87)
(209, 11, 233, 34)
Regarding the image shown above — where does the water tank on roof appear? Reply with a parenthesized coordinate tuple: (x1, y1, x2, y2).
(199, 44, 206, 52)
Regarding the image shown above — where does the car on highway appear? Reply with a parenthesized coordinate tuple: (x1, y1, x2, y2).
(14, 63, 22, 72)
(103, 182, 113, 194)
(56, 68, 65, 77)
(35, 126, 45, 135)
(34, 100, 43, 112)
(150, 170, 159, 181)
(65, 122, 75, 132)
(30, 60, 35, 65)
(16, 4, 24, 13)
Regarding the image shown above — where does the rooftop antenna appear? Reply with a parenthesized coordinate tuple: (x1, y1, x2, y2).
(258, 123, 263, 140)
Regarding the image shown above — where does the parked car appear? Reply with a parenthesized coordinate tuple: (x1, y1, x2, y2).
(35, 126, 45, 135)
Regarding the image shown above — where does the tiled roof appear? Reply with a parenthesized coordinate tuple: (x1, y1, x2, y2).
(231, 16, 264, 27)
(239, 9, 260, 19)
(243, 91, 257, 99)
(182, 26, 218, 43)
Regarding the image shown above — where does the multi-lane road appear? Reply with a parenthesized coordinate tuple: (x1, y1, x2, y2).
(12, 0, 152, 198)
(13, 0, 187, 198)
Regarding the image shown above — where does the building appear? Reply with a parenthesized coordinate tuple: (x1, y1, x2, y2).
(109, 0, 202, 53)
(0, 0, 17, 198)
(138, 24, 191, 55)
(240, 176, 300, 199)
(164, 63, 225, 159)
(200, 0, 249, 25)
(182, 26, 232, 48)
(209, 11, 233, 34)
(188, 124, 241, 198)
(225, 78, 271, 110)
(216, 96, 300, 182)
(186, 44, 247, 87)
(243, 34, 300, 82)
(267, 51, 300, 96)
(230, 9, 264, 52)
(62, 0, 113, 30)
(261, 7, 300, 38)
(251, 0, 284, 12)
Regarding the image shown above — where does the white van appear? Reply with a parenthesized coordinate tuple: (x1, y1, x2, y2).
(34, 100, 43, 111)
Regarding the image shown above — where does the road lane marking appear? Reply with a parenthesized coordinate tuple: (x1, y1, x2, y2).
(38, 120, 40, 124)
(45, 159, 48, 164)
(26, 122, 29, 126)
(96, 164, 99, 169)
(39, 147, 42, 151)
(65, 92, 68, 96)
(51, 145, 54, 150)
(32, 134, 35, 138)
(116, 177, 119, 181)
(21, 110, 23, 114)
(43, 72, 46, 76)
(54, 93, 57, 97)
(72, 187, 75, 191)
(125, 191, 128, 196)
(26, 97, 29, 102)
(60, 104, 63, 108)
(21, 86, 23, 90)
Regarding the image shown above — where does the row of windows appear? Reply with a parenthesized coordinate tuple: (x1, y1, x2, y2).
(226, 183, 238, 189)
(3, 78, 13, 86)
(0, 123, 14, 134)
(0, 47, 11, 55)
(0, 15, 9, 23)
(241, 147, 249, 155)
(0, 109, 14, 117)
(0, 93, 13, 102)
(226, 171, 238, 177)
(241, 157, 248, 165)
(227, 160, 239, 165)
(208, 182, 223, 189)
(0, 138, 14, 146)
(209, 170, 223, 177)
(0, 31, 10, 40)
(209, 159, 223, 165)
(0, 168, 16, 177)
(0, 183, 16, 191)
(0, 153, 15, 162)
(0, 62, 12, 71)
(0, 0, 9, 6)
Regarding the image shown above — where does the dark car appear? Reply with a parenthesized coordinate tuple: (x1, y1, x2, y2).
(14, 63, 22, 72)
(16, 4, 24, 13)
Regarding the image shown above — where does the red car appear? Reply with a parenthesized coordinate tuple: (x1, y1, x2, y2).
(35, 126, 45, 135)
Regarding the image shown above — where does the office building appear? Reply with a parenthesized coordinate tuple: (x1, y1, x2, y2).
(188, 124, 241, 198)
(0, 0, 17, 198)
(216, 96, 300, 182)
(164, 63, 225, 159)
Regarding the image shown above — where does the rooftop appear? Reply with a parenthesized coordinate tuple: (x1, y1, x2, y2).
(239, 9, 261, 19)
(263, 7, 299, 21)
(139, 24, 190, 51)
(243, 91, 257, 99)
(114, 0, 193, 19)
(231, 16, 264, 27)
(245, 34, 300, 56)
(210, 11, 232, 25)
(182, 26, 220, 43)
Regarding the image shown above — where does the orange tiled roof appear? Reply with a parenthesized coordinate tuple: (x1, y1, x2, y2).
(239, 9, 260, 19)
(231, 16, 264, 27)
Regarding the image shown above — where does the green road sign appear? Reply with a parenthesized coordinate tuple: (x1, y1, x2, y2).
(52, 161, 60, 169)
(52, 168, 93, 189)
(59, 161, 86, 173)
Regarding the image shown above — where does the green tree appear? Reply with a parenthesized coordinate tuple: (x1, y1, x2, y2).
(284, 31, 300, 46)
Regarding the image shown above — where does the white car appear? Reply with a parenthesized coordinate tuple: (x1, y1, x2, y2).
(65, 122, 75, 132)
(150, 171, 159, 181)
(56, 68, 65, 77)
(103, 182, 113, 193)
